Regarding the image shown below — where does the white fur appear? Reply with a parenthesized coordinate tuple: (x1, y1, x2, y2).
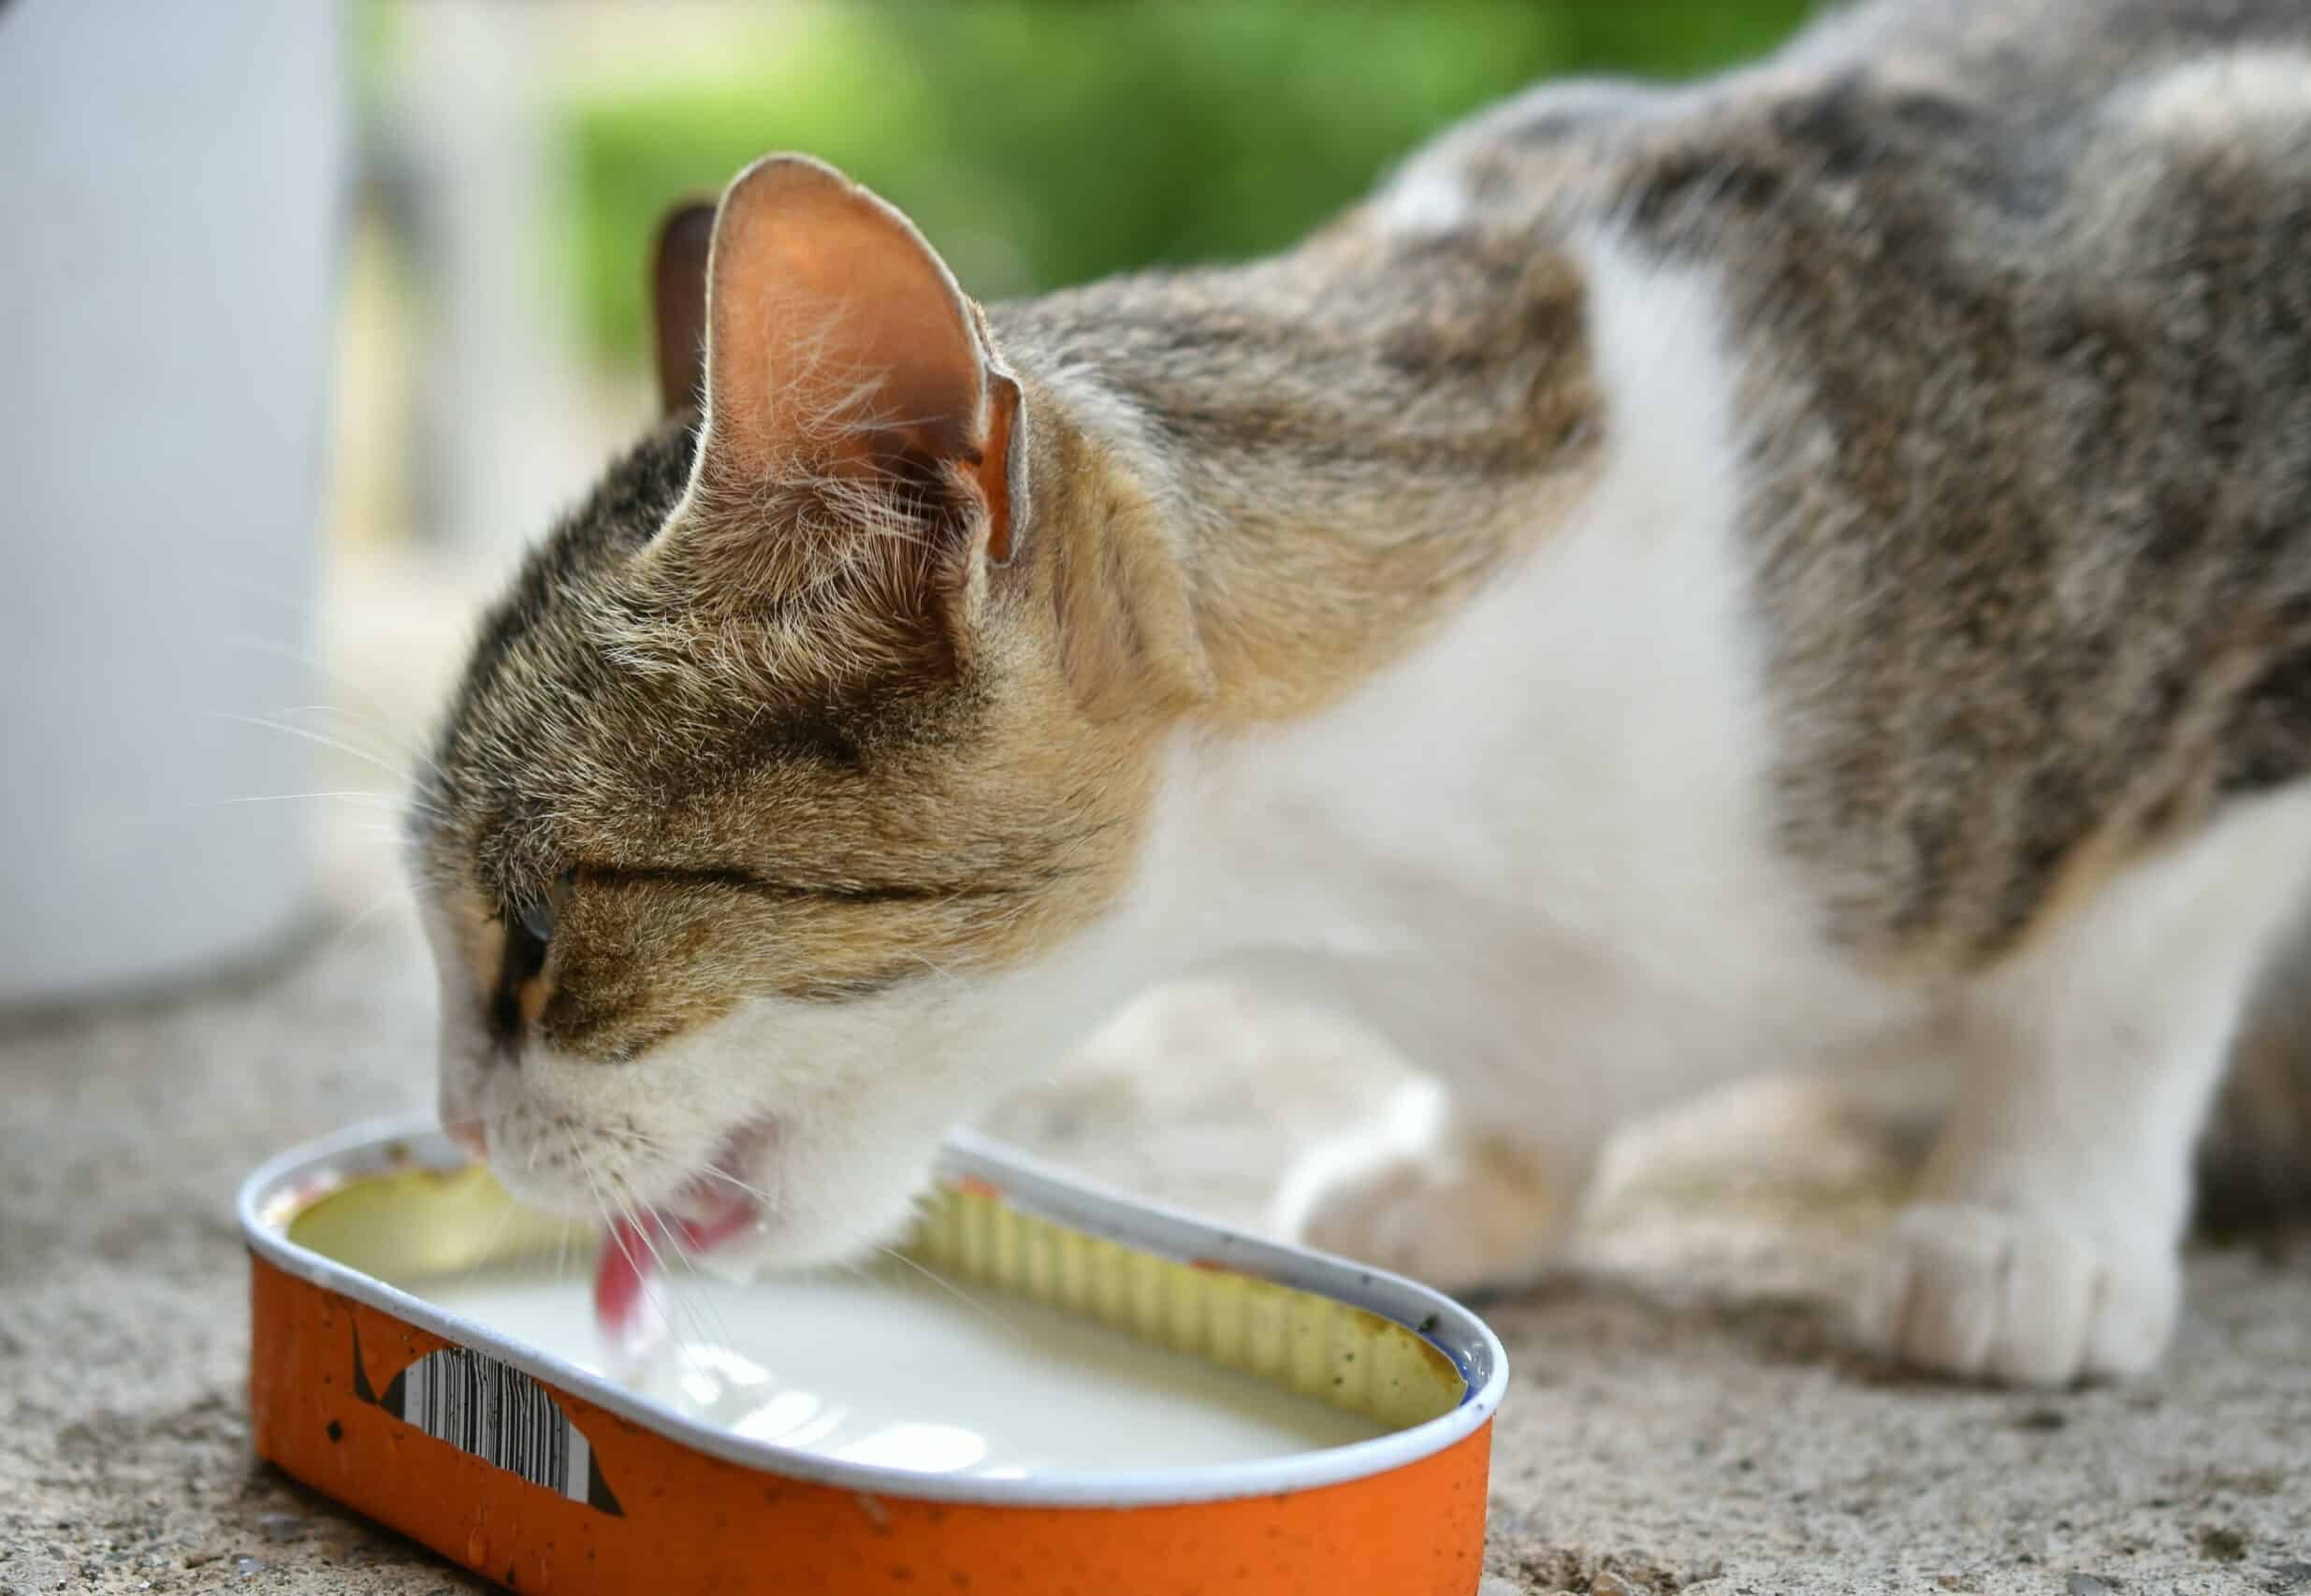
(2125, 49, 2311, 147)
(1859, 788, 2311, 1381)
(1377, 167, 1471, 236)
(441, 231, 2311, 1386)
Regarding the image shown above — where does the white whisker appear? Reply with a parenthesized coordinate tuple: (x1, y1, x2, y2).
(206, 709, 418, 789)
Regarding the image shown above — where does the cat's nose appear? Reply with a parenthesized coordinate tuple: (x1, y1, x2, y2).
(443, 1119, 488, 1160)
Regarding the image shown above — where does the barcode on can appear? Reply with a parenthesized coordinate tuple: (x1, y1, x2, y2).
(375, 1346, 620, 1514)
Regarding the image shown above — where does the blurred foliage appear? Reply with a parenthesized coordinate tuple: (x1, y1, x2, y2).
(562, 1, 1814, 366)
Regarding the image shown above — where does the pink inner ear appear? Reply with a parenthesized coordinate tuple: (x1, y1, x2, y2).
(701, 156, 990, 486)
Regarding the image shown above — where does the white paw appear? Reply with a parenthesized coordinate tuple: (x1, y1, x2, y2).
(1272, 1106, 1572, 1292)
(1855, 1202, 2180, 1386)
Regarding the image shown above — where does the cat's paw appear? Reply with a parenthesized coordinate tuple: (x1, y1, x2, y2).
(1272, 1128, 1571, 1293)
(1855, 1202, 2180, 1386)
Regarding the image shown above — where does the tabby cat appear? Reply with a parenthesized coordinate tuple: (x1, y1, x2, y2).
(415, 0, 2311, 1386)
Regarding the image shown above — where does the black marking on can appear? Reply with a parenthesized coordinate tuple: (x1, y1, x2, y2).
(350, 1320, 622, 1515)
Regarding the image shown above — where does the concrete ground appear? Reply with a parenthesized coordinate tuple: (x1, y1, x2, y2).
(5, 549, 2307, 1594)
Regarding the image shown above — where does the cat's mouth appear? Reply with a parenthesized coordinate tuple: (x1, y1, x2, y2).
(590, 1118, 778, 1343)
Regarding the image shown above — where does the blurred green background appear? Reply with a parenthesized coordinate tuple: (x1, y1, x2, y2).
(361, 1, 1814, 373)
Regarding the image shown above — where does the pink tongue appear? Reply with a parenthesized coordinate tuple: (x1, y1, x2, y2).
(591, 1193, 760, 1339)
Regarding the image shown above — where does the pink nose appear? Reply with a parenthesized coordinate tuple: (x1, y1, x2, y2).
(443, 1119, 488, 1160)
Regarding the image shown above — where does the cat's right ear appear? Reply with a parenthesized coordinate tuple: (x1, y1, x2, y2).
(650, 198, 717, 418)
(681, 155, 1020, 571)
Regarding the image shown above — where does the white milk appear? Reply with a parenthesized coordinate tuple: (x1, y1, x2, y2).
(396, 1261, 1387, 1476)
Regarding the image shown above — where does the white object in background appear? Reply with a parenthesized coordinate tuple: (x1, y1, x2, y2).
(390, 1, 620, 568)
(0, 0, 348, 1002)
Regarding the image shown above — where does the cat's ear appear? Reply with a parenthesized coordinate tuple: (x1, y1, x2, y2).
(691, 154, 1025, 566)
(650, 197, 717, 417)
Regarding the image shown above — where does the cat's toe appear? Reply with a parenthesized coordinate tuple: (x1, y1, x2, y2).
(1271, 1139, 1567, 1293)
(1855, 1201, 2179, 1386)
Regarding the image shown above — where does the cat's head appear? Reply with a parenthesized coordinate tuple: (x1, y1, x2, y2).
(411, 156, 1203, 1268)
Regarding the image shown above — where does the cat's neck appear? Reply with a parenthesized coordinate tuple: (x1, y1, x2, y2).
(996, 221, 1606, 729)
(1038, 236, 1768, 994)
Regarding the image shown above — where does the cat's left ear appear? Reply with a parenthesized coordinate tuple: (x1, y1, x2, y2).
(690, 154, 1025, 568)
(650, 197, 717, 417)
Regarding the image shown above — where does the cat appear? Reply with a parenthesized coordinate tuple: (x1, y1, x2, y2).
(413, 0, 2311, 1388)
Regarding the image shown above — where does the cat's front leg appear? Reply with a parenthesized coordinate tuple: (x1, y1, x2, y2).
(1858, 797, 2311, 1386)
(1271, 1076, 1597, 1291)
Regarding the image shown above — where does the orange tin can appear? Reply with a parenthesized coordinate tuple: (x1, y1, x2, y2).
(240, 1119, 1505, 1594)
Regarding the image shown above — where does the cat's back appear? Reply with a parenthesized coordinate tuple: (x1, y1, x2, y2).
(1381, 0, 2311, 971)
(1404, 0, 2311, 250)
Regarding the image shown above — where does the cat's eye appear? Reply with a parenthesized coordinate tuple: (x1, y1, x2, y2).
(514, 872, 574, 946)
